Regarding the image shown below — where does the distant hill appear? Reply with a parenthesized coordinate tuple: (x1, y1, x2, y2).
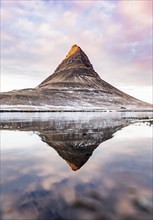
(0, 45, 152, 111)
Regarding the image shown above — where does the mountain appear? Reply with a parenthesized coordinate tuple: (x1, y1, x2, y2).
(0, 45, 152, 111)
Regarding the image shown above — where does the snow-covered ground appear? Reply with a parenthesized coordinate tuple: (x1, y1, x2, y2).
(1, 103, 152, 112)
(0, 110, 152, 123)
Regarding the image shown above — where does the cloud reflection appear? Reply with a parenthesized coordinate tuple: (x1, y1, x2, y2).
(0, 113, 152, 220)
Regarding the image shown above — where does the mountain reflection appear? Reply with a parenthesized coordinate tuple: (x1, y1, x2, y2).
(1, 113, 152, 220)
(39, 124, 128, 171)
(0, 114, 130, 170)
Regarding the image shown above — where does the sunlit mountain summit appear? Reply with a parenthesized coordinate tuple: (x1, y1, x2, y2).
(0, 45, 152, 111)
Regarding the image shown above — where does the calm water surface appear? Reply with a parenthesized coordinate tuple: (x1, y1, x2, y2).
(0, 112, 153, 220)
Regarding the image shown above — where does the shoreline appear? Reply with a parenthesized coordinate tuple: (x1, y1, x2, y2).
(0, 109, 153, 113)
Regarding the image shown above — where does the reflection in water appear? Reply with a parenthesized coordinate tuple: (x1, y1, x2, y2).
(0, 112, 153, 220)
(0, 114, 130, 171)
(39, 122, 129, 171)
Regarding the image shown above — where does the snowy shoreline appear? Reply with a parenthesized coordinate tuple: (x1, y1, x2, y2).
(0, 104, 152, 113)
(0, 109, 152, 112)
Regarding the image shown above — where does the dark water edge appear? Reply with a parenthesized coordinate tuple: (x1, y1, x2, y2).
(0, 109, 153, 112)
(0, 112, 153, 220)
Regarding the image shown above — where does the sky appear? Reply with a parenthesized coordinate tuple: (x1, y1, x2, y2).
(1, 0, 152, 104)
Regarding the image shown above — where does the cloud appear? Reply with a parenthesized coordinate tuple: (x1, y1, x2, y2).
(119, 0, 152, 27)
(1, 0, 152, 102)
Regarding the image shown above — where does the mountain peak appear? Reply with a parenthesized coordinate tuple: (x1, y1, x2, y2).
(54, 44, 93, 72)
(65, 44, 81, 60)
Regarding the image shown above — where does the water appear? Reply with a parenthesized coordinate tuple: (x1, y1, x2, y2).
(0, 112, 153, 220)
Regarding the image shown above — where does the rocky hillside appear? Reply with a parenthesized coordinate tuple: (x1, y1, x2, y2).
(0, 45, 152, 111)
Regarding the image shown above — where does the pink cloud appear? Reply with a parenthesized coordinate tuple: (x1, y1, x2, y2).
(119, 0, 152, 27)
(71, 0, 94, 11)
(0, 0, 152, 100)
